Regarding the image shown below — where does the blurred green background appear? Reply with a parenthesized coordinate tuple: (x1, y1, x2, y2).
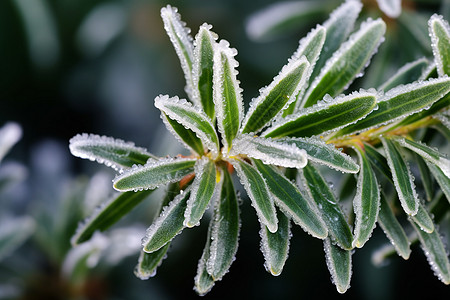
(0, 0, 449, 299)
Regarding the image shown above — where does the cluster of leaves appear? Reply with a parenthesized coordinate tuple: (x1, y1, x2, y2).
(69, 1, 450, 295)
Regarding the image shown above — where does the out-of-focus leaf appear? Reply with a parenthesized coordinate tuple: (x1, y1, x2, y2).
(376, 0, 402, 18)
(0, 122, 22, 163)
(378, 58, 429, 92)
(0, 217, 35, 261)
(429, 14, 450, 76)
(324, 237, 352, 294)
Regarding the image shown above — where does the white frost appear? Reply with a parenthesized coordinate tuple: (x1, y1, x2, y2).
(0, 122, 22, 163)
(376, 0, 402, 18)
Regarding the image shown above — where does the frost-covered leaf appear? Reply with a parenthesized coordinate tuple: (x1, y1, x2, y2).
(193, 24, 217, 119)
(301, 164, 353, 250)
(410, 220, 450, 284)
(155, 95, 219, 156)
(410, 201, 435, 233)
(429, 14, 450, 77)
(0, 217, 34, 261)
(231, 158, 278, 233)
(113, 157, 196, 192)
(207, 167, 240, 281)
(134, 245, 170, 280)
(392, 136, 450, 179)
(378, 194, 411, 260)
(254, 159, 328, 239)
(0, 122, 22, 163)
(376, 0, 401, 18)
(378, 57, 429, 92)
(69, 134, 155, 172)
(264, 91, 376, 138)
(241, 57, 309, 134)
(363, 142, 392, 182)
(142, 188, 190, 253)
(161, 113, 204, 156)
(427, 161, 450, 203)
(72, 190, 153, 245)
(213, 40, 243, 153)
(334, 77, 450, 137)
(194, 223, 215, 295)
(260, 209, 291, 276)
(284, 137, 359, 173)
(231, 134, 307, 169)
(415, 153, 435, 202)
(302, 18, 385, 108)
(308, 0, 362, 89)
(160, 5, 196, 103)
(324, 237, 352, 294)
(184, 157, 217, 228)
(352, 144, 380, 248)
(381, 137, 419, 215)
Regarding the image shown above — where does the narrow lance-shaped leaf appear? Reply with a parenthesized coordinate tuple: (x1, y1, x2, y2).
(230, 134, 307, 169)
(377, 194, 411, 260)
(69, 134, 156, 172)
(333, 77, 450, 137)
(415, 153, 435, 202)
(429, 14, 450, 77)
(410, 201, 435, 234)
(364, 142, 392, 182)
(184, 157, 217, 227)
(392, 136, 450, 179)
(113, 157, 196, 192)
(0, 217, 34, 261)
(307, 0, 362, 89)
(160, 113, 204, 156)
(194, 222, 215, 295)
(324, 237, 352, 294)
(155, 95, 219, 157)
(352, 144, 380, 248)
(254, 159, 328, 239)
(260, 209, 291, 276)
(72, 190, 153, 245)
(381, 137, 419, 215)
(302, 18, 385, 108)
(378, 57, 429, 92)
(193, 24, 217, 120)
(283, 137, 359, 173)
(135, 183, 180, 280)
(207, 167, 240, 281)
(427, 161, 450, 203)
(231, 158, 278, 233)
(160, 5, 196, 103)
(301, 164, 353, 250)
(410, 220, 450, 284)
(213, 40, 243, 153)
(241, 57, 309, 134)
(142, 188, 191, 253)
(264, 91, 376, 138)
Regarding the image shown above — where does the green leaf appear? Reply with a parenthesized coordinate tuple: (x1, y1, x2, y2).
(415, 153, 435, 202)
(381, 137, 419, 215)
(0, 217, 34, 261)
(71, 190, 153, 245)
(378, 57, 429, 92)
(113, 157, 196, 192)
(410, 220, 450, 284)
(213, 40, 243, 152)
(283, 137, 359, 173)
(302, 18, 385, 108)
(160, 5, 196, 103)
(377, 194, 411, 260)
(206, 167, 240, 281)
(260, 209, 291, 276)
(241, 57, 309, 134)
(155, 95, 219, 157)
(429, 14, 450, 76)
(410, 202, 435, 233)
(134, 245, 170, 279)
(323, 237, 352, 294)
(161, 113, 205, 156)
(363, 142, 392, 183)
(231, 134, 307, 169)
(194, 225, 215, 295)
(333, 77, 450, 137)
(69, 134, 155, 172)
(301, 164, 352, 250)
(392, 136, 450, 179)
(184, 158, 217, 228)
(254, 159, 328, 239)
(142, 188, 190, 253)
(193, 24, 217, 119)
(231, 158, 278, 233)
(352, 144, 380, 248)
(427, 161, 450, 203)
(264, 91, 376, 138)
